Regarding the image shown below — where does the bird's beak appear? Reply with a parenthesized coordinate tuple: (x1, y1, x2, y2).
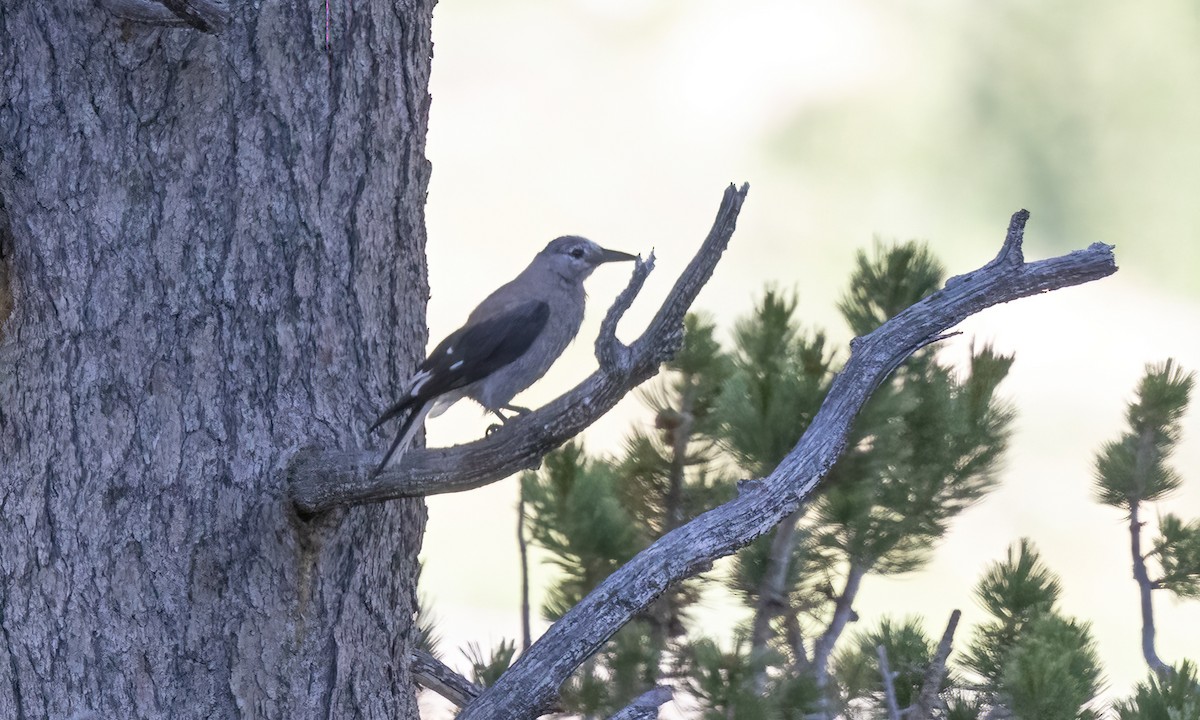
(598, 247, 638, 264)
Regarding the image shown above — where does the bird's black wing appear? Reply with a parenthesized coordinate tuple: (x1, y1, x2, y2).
(369, 300, 550, 432)
(418, 299, 550, 399)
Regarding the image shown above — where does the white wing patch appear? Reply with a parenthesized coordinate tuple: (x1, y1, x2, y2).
(408, 369, 432, 397)
(450, 360, 464, 371)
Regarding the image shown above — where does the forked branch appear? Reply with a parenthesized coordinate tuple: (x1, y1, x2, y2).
(457, 211, 1117, 719)
(288, 184, 749, 515)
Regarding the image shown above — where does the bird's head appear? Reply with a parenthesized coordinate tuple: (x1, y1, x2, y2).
(537, 235, 637, 284)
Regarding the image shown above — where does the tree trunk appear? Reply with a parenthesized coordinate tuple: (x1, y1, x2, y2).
(1129, 501, 1168, 675)
(749, 507, 805, 688)
(811, 561, 867, 702)
(0, 2, 434, 718)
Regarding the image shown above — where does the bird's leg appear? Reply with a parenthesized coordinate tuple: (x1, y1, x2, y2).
(486, 405, 532, 436)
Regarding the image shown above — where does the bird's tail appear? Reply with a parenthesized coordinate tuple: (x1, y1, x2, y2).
(372, 401, 431, 476)
(369, 395, 414, 434)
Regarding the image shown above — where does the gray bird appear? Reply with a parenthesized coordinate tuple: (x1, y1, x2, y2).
(369, 236, 638, 474)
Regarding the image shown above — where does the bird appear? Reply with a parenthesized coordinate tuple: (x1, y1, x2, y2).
(368, 236, 638, 474)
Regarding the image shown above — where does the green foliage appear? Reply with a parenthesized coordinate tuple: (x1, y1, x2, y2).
(1115, 661, 1200, 720)
(413, 563, 443, 658)
(716, 290, 839, 643)
(962, 538, 1063, 685)
(998, 614, 1104, 720)
(960, 540, 1105, 720)
(521, 442, 641, 620)
(807, 244, 1012, 582)
(679, 637, 821, 720)
(943, 692, 987, 720)
(520, 243, 1023, 716)
(1094, 359, 1195, 507)
(558, 622, 664, 717)
(837, 240, 946, 337)
(462, 639, 516, 688)
(1152, 514, 1200, 599)
(717, 289, 835, 475)
(714, 244, 1014, 704)
(834, 615, 936, 712)
(619, 314, 734, 539)
(811, 342, 1013, 575)
(725, 522, 827, 620)
(413, 592, 442, 659)
(523, 315, 739, 713)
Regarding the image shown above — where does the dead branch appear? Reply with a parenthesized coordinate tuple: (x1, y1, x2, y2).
(608, 686, 673, 720)
(456, 211, 1117, 719)
(877, 645, 902, 720)
(909, 609, 962, 720)
(288, 184, 748, 515)
(411, 650, 481, 708)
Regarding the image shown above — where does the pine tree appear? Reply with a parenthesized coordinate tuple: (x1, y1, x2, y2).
(663, 241, 1016, 719)
(521, 314, 734, 715)
(1115, 660, 1200, 720)
(834, 615, 940, 716)
(1093, 360, 1198, 674)
(959, 539, 1104, 719)
(518, 241, 1019, 717)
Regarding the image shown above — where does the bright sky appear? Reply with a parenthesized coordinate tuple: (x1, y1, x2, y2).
(415, 1, 1200, 715)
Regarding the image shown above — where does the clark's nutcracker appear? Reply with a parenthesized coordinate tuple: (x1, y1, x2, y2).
(369, 236, 638, 473)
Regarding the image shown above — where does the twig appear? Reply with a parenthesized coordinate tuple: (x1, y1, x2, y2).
(411, 650, 482, 708)
(909, 609, 961, 720)
(608, 686, 673, 720)
(288, 184, 748, 515)
(456, 212, 1117, 719)
(877, 645, 902, 720)
(518, 488, 533, 651)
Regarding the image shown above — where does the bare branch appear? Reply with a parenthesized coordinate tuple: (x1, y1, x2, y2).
(877, 645, 902, 720)
(411, 650, 482, 708)
(597, 250, 655, 371)
(457, 214, 1117, 719)
(909, 609, 961, 720)
(608, 686, 673, 720)
(289, 184, 749, 515)
(97, 0, 229, 32)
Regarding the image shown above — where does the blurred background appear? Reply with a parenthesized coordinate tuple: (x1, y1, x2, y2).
(415, 0, 1200, 715)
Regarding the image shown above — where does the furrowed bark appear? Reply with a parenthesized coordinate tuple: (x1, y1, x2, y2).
(0, 2, 434, 717)
(411, 650, 482, 708)
(457, 211, 1117, 719)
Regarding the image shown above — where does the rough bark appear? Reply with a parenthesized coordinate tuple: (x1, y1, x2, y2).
(0, 2, 434, 718)
(607, 686, 672, 720)
(411, 650, 483, 708)
(457, 212, 1117, 719)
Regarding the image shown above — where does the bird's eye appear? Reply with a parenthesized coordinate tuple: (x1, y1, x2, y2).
(569, 247, 585, 259)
